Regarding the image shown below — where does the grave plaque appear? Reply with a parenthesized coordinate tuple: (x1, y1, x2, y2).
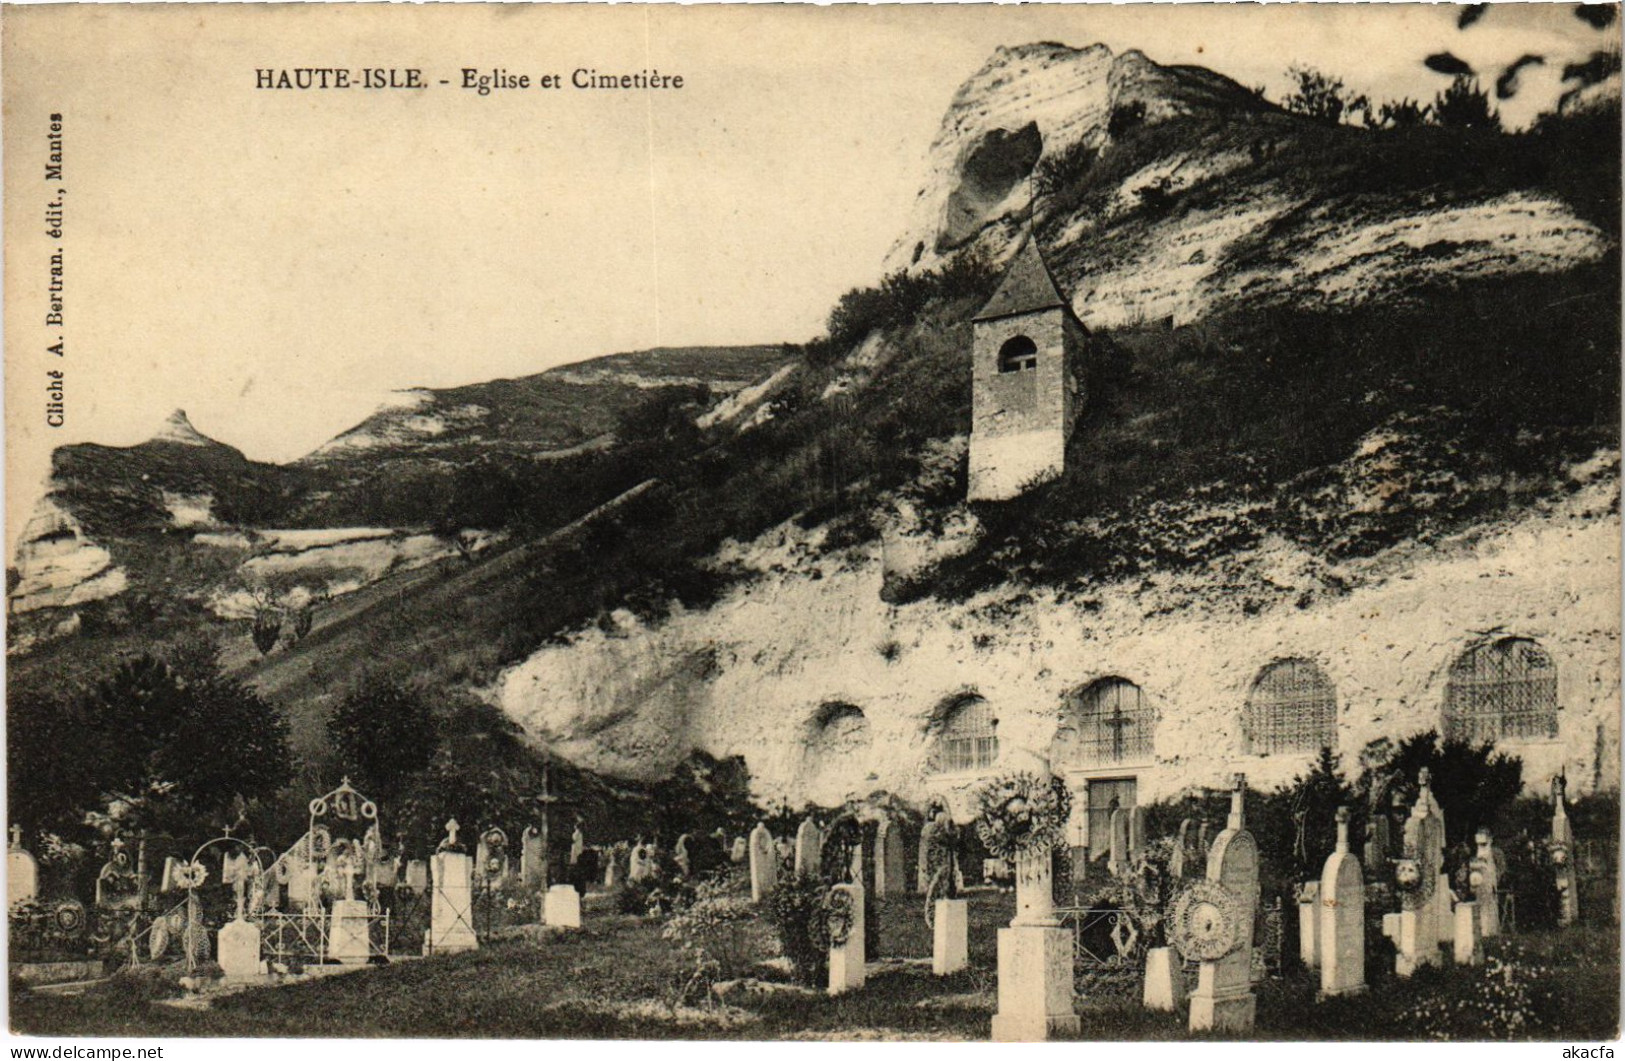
(749, 822, 778, 901)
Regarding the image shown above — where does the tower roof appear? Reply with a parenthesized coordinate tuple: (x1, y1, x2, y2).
(973, 238, 1069, 323)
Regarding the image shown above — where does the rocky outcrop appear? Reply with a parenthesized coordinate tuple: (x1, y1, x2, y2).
(8, 497, 126, 614)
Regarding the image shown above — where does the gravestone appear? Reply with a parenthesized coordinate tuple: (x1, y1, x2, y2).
(1364, 770, 1398, 878)
(1198, 819, 1215, 860)
(628, 842, 651, 883)
(1184, 775, 1259, 1034)
(1318, 806, 1366, 998)
(1471, 828, 1500, 938)
(1170, 818, 1197, 880)
(917, 815, 941, 892)
(521, 826, 545, 889)
(991, 778, 1080, 1042)
(933, 898, 968, 975)
(544, 883, 582, 929)
(876, 817, 906, 896)
(674, 834, 691, 878)
(427, 820, 478, 955)
(749, 823, 778, 902)
(1454, 900, 1480, 965)
(7, 827, 38, 906)
(1143, 946, 1185, 1011)
(795, 819, 824, 878)
(1297, 882, 1321, 971)
(730, 836, 748, 863)
(405, 859, 429, 893)
(827, 883, 866, 994)
(570, 825, 585, 866)
(329, 848, 370, 965)
(1108, 807, 1129, 878)
(218, 918, 262, 979)
(1551, 776, 1580, 926)
(1129, 806, 1147, 861)
(1390, 770, 1445, 977)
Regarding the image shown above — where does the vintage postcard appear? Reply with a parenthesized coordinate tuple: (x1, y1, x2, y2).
(3, 2, 1620, 1045)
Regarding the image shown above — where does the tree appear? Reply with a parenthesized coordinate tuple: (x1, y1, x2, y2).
(327, 673, 441, 811)
(1281, 64, 1369, 126)
(75, 646, 293, 841)
(1431, 75, 1501, 133)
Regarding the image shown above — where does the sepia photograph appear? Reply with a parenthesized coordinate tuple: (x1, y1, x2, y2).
(2, 1, 1620, 1044)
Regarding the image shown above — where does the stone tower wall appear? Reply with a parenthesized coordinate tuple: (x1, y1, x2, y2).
(968, 309, 1078, 500)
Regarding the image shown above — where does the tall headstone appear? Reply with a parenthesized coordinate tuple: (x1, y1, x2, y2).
(827, 883, 866, 994)
(1454, 900, 1481, 965)
(1471, 828, 1501, 938)
(1198, 819, 1215, 861)
(1297, 882, 1321, 971)
(1364, 771, 1398, 878)
(674, 834, 692, 878)
(1551, 775, 1580, 926)
(795, 819, 824, 878)
(917, 815, 941, 892)
(1170, 818, 1197, 880)
(427, 820, 478, 955)
(1143, 946, 1186, 1011)
(1185, 776, 1259, 1034)
(1390, 770, 1445, 976)
(1129, 805, 1147, 861)
(991, 778, 1080, 1042)
(876, 817, 906, 896)
(570, 825, 585, 866)
(7, 826, 38, 906)
(1108, 807, 1129, 878)
(521, 826, 545, 888)
(749, 822, 778, 902)
(1318, 806, 1366, 998)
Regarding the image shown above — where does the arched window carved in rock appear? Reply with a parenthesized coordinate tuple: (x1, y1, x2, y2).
(930, 694, 998, 774)
(1443, 637, 1558, 743)
(1244, 658, 1337, 755)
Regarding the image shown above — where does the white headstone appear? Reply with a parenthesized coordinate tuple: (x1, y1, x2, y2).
(328, 898, 371, 965)
(521, 826, 544, 888)
(1143, 946, 1186, 1011)
(427, 843, 478, 955)
(730, 836, 748, 863)
(1298, 882, 1321, 971)
(827, 883, 866, 994)
(1108, 807, 1129, 877)
(7, 827, 38, 907)
(544, 883, 582, 929)
(217, 918, 262, 979)
(876, 818, 906, 896)
(1551, 776, 1580, 926)
(749, 823, 778, 902)
(795, 819, 824, 878)
(1319, 806, 1366, 998)
(674, 834, 691, 878)
(1454, 900, 1481, 965)
(933, 898, 968, 976)
(570, 826, 585, 866)
(1187, 776, 1259, 1034)
(1472, 828, 1501, 938)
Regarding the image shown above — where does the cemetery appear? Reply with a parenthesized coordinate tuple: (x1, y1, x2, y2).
(9, 733, 1619, 1041)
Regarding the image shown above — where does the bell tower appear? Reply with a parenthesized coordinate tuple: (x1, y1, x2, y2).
(968, 238, 1085, 501)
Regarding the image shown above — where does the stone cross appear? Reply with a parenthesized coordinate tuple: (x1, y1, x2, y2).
(440, 819, 461, 851)
(1189, 774, 1258, 1034)
(9, 825, 21, 848)
(749, 822, 778, 902)
(1318, 806, 1366, 998)
(795, 818, 824, 879)
(1471, 828, 1500, 938)
(1551, 775, 1579, 926)
(428, 844, 478, 955)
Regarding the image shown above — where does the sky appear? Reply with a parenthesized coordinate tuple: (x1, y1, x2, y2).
(3, 3, 1617, 549)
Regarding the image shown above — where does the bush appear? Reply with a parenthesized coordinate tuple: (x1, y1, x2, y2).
(764, 874, 831, 986)
(1033, 139, 1099, 199)
(1107, 100, 1147, 139)
(1431, 75, 1500, 133)
(1281, 64, 1369, 126)
(661, 874, 771, 1003)
(1396, 938, 1561, 1039)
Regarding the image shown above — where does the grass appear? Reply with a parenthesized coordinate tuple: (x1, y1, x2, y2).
(11, 892, 1617, 1042)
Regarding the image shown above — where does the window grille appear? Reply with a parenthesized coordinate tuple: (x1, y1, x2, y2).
(934, 696, 998, 773)
(998, 335, 1039, 373)
(1070, 678, 1154, 766)
(1244, 658, 1337, 755)
(1444, 637, 1558, 743)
